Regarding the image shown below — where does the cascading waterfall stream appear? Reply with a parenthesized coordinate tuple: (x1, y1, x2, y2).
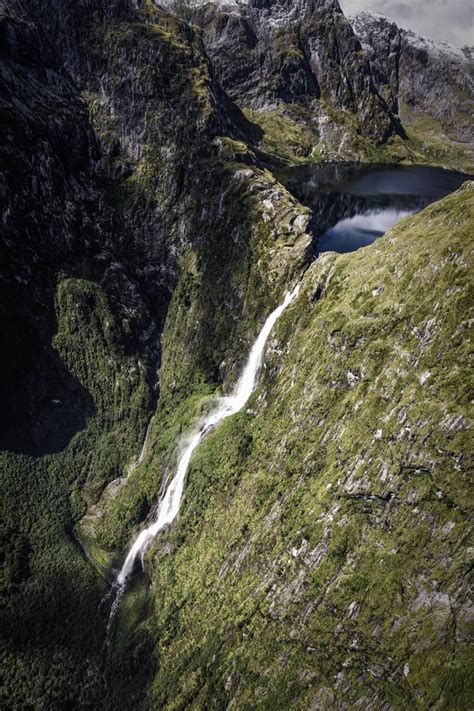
(115, 284, 300, 588)
(126, 416, 154, 479)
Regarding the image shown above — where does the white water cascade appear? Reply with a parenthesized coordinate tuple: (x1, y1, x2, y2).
(126, 416, 154, 479)
(116, 284, 299, 586)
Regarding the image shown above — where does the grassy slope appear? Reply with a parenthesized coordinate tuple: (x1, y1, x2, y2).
(242, 102, 473, 172)
(243, 103, 411, 167)
(115, 183, 473, 709)
(399, 103, 474, 174)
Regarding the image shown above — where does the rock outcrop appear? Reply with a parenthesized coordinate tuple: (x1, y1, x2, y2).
(351, 11, 474, 169)
(157, 0, 403, 160)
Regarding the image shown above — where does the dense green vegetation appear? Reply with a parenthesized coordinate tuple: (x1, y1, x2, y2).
(0, 278, 153, 708)
(99, 184, 473, 708)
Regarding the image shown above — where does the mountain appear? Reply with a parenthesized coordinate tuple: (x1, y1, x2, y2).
(0, 0, 472, 708)
(156, 0, 405, 162)
(0, 0, 312, 453)
(127, 180, 473, 710)
(350, 11, 474, 171)
(1, 0, 311, 704)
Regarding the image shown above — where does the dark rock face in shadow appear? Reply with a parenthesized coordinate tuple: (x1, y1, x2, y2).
(0, 295, 95, 456)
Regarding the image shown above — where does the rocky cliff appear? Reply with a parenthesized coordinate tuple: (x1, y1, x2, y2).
(1, 0, 311, 705)
(351, 12, 474, 171)
(154, 0, 405, 162)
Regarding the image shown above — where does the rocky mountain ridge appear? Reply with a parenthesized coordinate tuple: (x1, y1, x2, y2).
(350, 11, 474, 169)
(156, 0, 404, 161)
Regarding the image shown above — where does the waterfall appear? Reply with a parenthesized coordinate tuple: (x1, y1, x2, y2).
(126, 416, 154, 479)
(116, 285, 299, 586)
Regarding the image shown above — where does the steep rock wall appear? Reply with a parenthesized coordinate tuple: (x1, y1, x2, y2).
(159, 0, 404, 161)
(351, 12, 474, 170)
(0, 0, 311, 706)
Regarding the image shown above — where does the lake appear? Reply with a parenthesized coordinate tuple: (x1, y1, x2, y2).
(276, 163, 473, 253)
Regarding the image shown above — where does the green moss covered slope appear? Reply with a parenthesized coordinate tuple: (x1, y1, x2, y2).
(113, 183, 473, 709)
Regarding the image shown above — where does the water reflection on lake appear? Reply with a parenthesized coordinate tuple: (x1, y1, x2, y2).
(276, 163, 473, 253)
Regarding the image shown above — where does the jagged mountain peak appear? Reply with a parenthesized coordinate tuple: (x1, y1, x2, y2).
(349, 9, 474, 166)
(155, 0, 402, 155)
(351, 9, 473, 56)
(156, 0, 345, 25)
(156, 0, 340, 8)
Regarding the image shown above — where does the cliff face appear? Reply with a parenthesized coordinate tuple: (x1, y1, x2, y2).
(156, 0, 403, 161)
(1, 0, 313, 447)
(351, 12, 474, 170)
(0, 10, 105, 455)
(1, 0, 311, 706)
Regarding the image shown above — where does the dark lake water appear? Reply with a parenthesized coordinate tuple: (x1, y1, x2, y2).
(276, 163, 473, 254)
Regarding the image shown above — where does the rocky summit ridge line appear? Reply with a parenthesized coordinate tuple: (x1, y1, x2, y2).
(158, 0, 403, 155)
(350, 11, 474, 170)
